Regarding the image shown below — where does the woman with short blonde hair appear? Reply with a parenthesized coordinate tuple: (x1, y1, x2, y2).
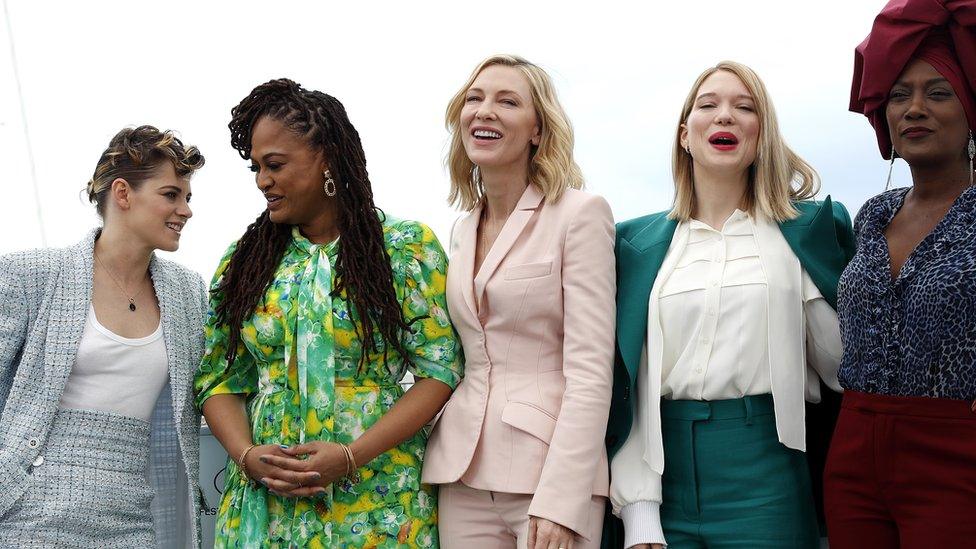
(606, 62, 854, 548)
(424, 55, 615, 549)
(444, 54, 584, 210)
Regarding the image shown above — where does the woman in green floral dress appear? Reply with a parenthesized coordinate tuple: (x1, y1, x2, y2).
(194, 79, 462, 549)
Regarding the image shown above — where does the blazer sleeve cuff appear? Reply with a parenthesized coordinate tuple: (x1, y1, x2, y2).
(621, 500, 667, 548)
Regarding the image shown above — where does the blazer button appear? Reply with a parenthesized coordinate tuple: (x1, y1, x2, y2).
(623, 386, 630, 400)
(27, 438, 39, 448)
(32, 455, 44, 467)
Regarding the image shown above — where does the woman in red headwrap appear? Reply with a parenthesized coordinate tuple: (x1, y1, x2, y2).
(827, 1, 976, 547)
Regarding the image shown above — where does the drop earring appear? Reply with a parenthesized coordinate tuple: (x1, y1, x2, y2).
(323, 170, 336, 197)
(968, 129, 974, 186)
(885, 145, 896, 191)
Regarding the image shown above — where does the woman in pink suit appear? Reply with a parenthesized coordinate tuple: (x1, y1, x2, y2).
(422, 54, 616, 549)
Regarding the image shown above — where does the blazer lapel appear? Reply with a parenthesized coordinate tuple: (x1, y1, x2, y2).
(778, 196, 847, 308)
(43, 232, 96, 405)
(473, 184, 543, 311)
(151, 257, 189, 430)
(615, 215, 678, 386)
(449, 207, 480, 322)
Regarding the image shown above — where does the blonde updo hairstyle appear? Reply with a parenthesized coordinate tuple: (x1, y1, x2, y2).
(670, 61, 819, 222)
(86, 125, 205, 217)
(445, 54, 583, 211)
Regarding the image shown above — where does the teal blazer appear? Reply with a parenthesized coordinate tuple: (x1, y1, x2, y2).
(600, 198, 856, 548)
(606, 197, 855, 456)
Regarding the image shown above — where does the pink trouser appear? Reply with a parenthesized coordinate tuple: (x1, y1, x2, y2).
(438, 482, 605, 549)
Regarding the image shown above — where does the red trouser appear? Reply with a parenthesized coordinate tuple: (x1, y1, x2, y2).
(824, 390, 976, 548)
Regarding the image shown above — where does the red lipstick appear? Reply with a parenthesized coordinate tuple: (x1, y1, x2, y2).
(708, 132, 739, 151)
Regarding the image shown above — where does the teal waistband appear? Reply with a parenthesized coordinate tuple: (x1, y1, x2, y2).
(661, 394, 774, 421)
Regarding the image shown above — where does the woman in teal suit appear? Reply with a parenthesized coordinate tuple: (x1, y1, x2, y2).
(605, 61, 856, 549)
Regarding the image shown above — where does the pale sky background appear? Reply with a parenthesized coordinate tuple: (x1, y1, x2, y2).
(1, 0, 905, 279)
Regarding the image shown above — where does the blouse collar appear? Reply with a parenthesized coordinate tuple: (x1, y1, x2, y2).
(688, 208, 753, 235)
(291, 225, 340, 256)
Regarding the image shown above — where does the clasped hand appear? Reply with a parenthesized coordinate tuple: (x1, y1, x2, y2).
(243, 442, 349, 498)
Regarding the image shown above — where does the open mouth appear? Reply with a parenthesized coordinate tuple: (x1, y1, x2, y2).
(266, 195, 284, 208)
(165, 222, 183, 234)
(471, 127, 503, 141)
(708, 132, 739, 148)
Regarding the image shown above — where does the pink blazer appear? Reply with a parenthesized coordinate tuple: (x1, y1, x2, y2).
(422, 184, 616, 538)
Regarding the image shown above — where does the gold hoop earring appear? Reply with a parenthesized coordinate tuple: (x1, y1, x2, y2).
(323, 170, 336, 197)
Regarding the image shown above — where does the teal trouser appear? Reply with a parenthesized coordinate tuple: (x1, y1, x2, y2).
(660, 394, 819, 549)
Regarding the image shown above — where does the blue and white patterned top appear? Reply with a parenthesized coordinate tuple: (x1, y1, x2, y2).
(837, 186, 976, 400)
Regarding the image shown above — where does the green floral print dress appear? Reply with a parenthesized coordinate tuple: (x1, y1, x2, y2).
(194, 217, 462, 549)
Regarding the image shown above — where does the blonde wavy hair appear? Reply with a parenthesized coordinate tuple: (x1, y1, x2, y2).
(445, 54, 583, 211)
(87, 125, 205, 217)
(670, 61, 819, 222)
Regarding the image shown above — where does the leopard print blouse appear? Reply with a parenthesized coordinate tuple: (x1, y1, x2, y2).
(837, 186, 976, 400)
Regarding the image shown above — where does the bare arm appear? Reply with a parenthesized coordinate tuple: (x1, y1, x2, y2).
(349, 377, 452, 467)
(201, 393, 252, 459)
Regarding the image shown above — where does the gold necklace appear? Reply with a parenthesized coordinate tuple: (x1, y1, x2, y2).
(94, 252, 148, 312)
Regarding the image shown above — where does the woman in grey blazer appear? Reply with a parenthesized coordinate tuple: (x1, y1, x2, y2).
(0, 125, 208, 548)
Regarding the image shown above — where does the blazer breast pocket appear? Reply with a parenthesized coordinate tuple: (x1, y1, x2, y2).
(504, 260, 553, 281)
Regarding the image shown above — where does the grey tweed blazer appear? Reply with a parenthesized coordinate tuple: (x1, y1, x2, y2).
(0, 229, 207, 548)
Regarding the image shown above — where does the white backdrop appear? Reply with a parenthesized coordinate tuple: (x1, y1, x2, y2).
(0, 2, 906, 547)
(1, 0, 907, 278)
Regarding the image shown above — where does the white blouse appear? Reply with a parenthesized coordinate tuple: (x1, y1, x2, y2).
(59, 305, 169, 421)
(612, 212, 844, 548)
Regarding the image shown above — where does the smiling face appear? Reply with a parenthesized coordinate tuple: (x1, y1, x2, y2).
(681, 70, 761, 177)
(113, 162, 193, 252)
(249, 115, 331, 225)
(460, 64, 541, 173)
(886, 58, 970, 169)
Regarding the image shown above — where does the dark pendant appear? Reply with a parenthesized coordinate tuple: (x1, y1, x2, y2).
(129, 302, 137, 312)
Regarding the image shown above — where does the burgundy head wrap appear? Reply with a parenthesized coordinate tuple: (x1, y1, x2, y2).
(850, 0, 976, 159)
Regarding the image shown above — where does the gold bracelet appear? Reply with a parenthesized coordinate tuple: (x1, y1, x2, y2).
(237, 444, 258, 483)
(339, 443, 359, 481)
(339, 443, 352, 475)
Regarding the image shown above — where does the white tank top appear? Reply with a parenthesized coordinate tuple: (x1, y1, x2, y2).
(59, 305, 169, 421)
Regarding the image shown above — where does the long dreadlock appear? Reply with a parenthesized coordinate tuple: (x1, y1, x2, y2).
(217, 78, 413, 369)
